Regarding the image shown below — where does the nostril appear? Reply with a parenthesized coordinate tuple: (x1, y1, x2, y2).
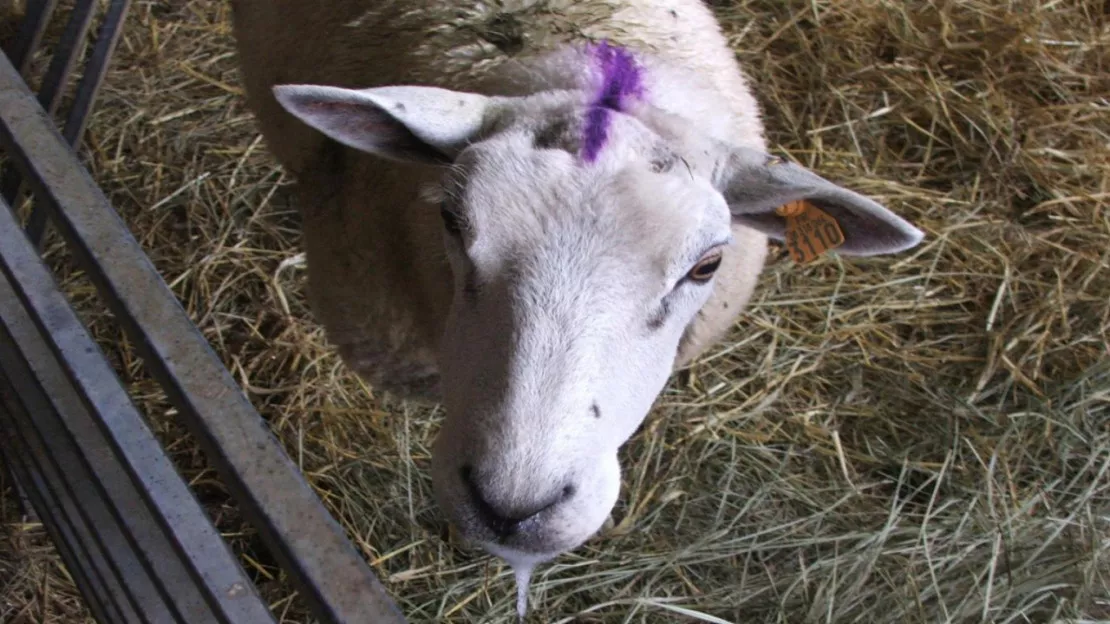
(462, 467, 521, 538)
(561, 484, 576, 500)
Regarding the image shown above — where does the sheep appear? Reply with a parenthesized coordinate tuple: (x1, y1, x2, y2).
(229, 0, 924, 611)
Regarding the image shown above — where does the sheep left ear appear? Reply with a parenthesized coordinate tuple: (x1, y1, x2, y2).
(713, 147, 924, 255)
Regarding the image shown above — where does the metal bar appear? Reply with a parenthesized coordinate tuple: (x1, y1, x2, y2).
(0, 263, 254, 623)
(0, 0, 61, 233)
(2, 445, 37, 520)
(0, 441, 119, 624)
(0, 49, 408, 624)
(61, 0, 131, 146)
(36, 0, 97, 117)
(3, 0, 59, 74)
(1, 0, 97, 206)
(0, 194, 278, 622)
(0, 360, 147, 624)
(25, 0, 132, 246)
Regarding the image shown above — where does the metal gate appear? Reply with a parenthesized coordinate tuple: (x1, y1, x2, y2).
(0, 2, 407, 622)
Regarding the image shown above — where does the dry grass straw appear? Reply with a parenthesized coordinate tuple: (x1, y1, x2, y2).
(2, 0, 1108, 622)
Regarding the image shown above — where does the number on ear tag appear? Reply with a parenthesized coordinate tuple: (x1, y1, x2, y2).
(775, 200, 845, 263)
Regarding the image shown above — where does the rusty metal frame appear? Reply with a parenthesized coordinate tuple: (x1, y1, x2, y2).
(0, 2, 407, 622)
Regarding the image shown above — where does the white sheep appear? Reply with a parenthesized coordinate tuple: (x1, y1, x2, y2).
(230, 0, 924, 613)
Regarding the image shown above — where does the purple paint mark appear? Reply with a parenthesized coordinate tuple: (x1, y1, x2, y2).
(582, 41, 644, 163)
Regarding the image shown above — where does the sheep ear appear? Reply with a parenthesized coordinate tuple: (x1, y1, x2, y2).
(272, 84, 492, 164)
(714, 147, 924, 256)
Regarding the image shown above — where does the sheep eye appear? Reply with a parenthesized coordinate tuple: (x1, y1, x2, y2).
(440, 204, 462, 236)
(686, 251, 723, 283)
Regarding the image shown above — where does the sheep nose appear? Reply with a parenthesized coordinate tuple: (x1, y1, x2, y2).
(461, 466, 575, 538)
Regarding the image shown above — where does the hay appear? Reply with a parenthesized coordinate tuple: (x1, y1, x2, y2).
(2, 0, 1108, 622)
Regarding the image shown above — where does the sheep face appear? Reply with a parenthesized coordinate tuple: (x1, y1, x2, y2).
(429, 109, 736, 561)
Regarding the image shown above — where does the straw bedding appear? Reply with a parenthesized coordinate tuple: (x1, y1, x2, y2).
(2, 0, 1107, 622)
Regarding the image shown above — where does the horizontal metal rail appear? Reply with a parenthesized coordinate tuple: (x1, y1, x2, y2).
(0, 7, 408, 623)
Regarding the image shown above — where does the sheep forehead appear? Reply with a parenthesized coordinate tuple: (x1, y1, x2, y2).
(476, 41, 721, 169)
(443, 41, 731, 280)
(455, 134, 726, 276)
(455, 93, 724, 234)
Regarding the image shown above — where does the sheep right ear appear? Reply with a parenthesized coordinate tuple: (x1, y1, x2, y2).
(273, 84, 493, 164)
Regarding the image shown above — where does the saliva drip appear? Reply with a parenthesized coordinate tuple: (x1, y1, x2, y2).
(511, 561, 534, 622)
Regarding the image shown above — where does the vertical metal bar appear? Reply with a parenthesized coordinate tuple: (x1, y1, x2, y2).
(25, 0, 132, 247)
(34, 0, 96, 117)
(2, 446, 37, 520)
(3, 0, 59, 74)
(0, 0, 58, 243)
(61, 0, 131, 146)
(1, 0, 96, 207)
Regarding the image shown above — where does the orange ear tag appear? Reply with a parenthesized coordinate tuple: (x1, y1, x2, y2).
(775, 200, 845, 264)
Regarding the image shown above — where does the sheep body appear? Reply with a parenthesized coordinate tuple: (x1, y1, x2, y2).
(230, 0, 923, 573)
